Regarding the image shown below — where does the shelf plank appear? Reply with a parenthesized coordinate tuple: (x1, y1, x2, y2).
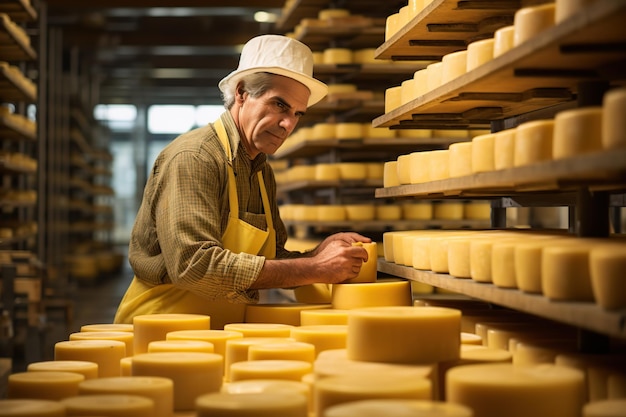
(278, 178, 383, 194)
(373, 0, 626, 129)
(0, 13, 36, 61)
(0, 0, 37, 22)
(284, 218, 490, 231)
(375, 148, 626, 199)
(378, 259, 626, 338)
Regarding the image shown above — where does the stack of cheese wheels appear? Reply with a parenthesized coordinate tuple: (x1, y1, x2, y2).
(7, 371, 84, 401)
(133, 313, 211, 354)
(54, 339, 126, 378)
(0, 399, 67, 416)
(223, 337, 292, 382)
(26, 360, 98, 380)
(244, 303, 331, 326)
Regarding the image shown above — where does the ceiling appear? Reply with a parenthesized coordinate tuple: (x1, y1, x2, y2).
(44, 0, 406, 106)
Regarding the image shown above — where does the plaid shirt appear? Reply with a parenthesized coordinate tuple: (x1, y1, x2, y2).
(128, 111, 296, 303)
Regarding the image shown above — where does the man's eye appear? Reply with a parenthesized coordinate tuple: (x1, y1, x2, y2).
(275, 101, 286, 110)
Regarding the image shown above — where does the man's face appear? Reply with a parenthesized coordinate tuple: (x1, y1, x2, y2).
(236, 75, 310, 158)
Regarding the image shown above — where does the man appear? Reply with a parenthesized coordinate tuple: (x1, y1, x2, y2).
(114, 35, 371, 328)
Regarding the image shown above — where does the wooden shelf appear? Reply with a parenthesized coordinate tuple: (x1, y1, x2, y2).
(275, 0, 328, 32)
(313, 62, 426, 89)
(285, 218, 490, 231)
(0, 113, 35, 141)
(278, 178, 383, 194)
(0, 0, 37, 22)
(375, 148, 626, 199)
(0, 13, 36, 62)
(296, 21, 386, 51)
(378, 259, 626, 339)
(0, 63, 35, 102)
(373, 0, 626, 129)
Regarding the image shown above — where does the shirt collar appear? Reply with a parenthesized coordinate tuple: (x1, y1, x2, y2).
(219, 111, 267, 172)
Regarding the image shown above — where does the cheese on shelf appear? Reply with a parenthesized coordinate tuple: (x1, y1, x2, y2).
(441, 50, 468, 84)
(323, 48, 353, 65)
(8, 371, 84, 401)
(471, 133, 496, 173)
(428, 150, 450, 181)
(514, 3, 557, 47)
(331, 280, 412, 310)
(409, 151, 431, 184)
(493, 25, 515, 57)
(602, 87, 626, 150)
(542, 243, 595, 301)
(343, 242, 378, 284)
(553, 107, 603, 159)
(514, 119, 554, 166)
(384, 161, 400, 187)
(448, 141, 473, 178)
(494, 128, 516, 170)
(426, 62, 443, 92)
(467, 38, 495, 71)
(385, 85, 402, 113)
(589, 243, 626, 309)
(335, 123, 363, 140)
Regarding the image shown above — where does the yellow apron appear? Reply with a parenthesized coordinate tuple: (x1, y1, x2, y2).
(114, 118, 276, 329)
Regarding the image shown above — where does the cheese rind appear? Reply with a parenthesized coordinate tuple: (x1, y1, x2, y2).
(26, 360, 98, 380)
(602, 87, 626, 150)
(133, 313, 211, 355)
(60, 394, 155, 417)
(0, 399, 66, 416)
(54, 340, 126, 378)
(448, 142, 473, 177)
(553, 107, 603, 159)
(514, 3, 557, 47)
(331, 280, 412, 310)
(542, 244, 594, 301)
(493, 25, 515, 57)
(514, 120, 554, 167)
(196, 392, 308, 417)
(8, 371, 84, 401)
(467, 38, 495, 71)
(324, 399, 473, 417)
(494, 128, 516, 170)
(441, 50, 468, 84)
(471, 133, 496, 173)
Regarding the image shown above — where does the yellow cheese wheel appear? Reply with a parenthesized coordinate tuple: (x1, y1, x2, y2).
(467, 38, 495, 71)
(331, 280, 412, 310)
(491, 238, 524, 289)
(469, 238, 496, 282)
(428, 235, 453, 273)
(384, 161, 400, 187)
(317, 205, 346, 221)
(433, 202, 464, 220)
(314, 373, 432, 417)
(229, 360, 312, 382)
(338, 162, 367, 180)
(364, 123, 395, 139)
(441, 50, 468, 84)
(385, 85, 402, 113)
(221, 379, 311, 409)
(589, 243, 626, 309)
(514, 235, 564, 293)
(426, 62, 443, 92)
(344, 204, 375, 221)
(602, 87, 626, 150)
(461, 332, 483, 345)
(464, 202, 491, 219)
(288, 165, 316, 182)
(512, 339, 576, 367)
(0, 399, 66, 416)
(542, 244, 594, 301)
(133, 313, 210, 355)
(324, 399, 473, 417)
(323, 48, 353, 65)
(78, 376, 173, 417)
(27, 360, 98, 380)
(311, 123, 336, 140)
(335, 123, 363, 140)
(583, 399, 626, 417)
(327, 84, 357, 95)
(397, 154, 413, 185)
(223, 323, 294, 338)
(80, 323, 134, 332)
(448, 237, 473, 278)
(69, 331, 134, 356)
(8, 371, 84, 401)
(61, 394, 155, 417)
(343, 242, 377, 284)
(413, 68, 428, 98)
(224, 337, 293, 382)
(54, 340, 126, 378)
(448, 141, 473, 177)
(318, 8, 350, 20)
(471, 133, 496, 173)
(385, 13, 400, 41)
(402, 202, 433, 220)
(514, 3, 556, 47)
(293, 283, 332, 304)
(493, 25, 515, 57)
(556, 0, 599, 23)
(553, 106, 603, 159)
(376, 204, 402, 221)
(514, 119, 554, 166)
(411, 235, 434, 270)
(131, 352, 223, 411)
(366, 162, 385, 179)
(447, 363, 585, 417)
(428, 150, 450, 181)
(290, 325, 347, 355)
(148, 339, 214, 353)
(166, 329, 243, 359)
(300, 309, 349, 326)
(401, 78, 416, 105)
(248, 341, 316, 363)
(346, 306, 461, 364)
(353, 48, 377, 64)
(409, 151, 431, 184)
(196, 392, 308, 417)
(120, 357, 132, 376)
(245, 303, 330, 326)
(494, 128, 516, 170)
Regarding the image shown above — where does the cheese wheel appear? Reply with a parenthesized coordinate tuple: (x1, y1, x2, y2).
(464, 202, 491, 219)
(433, 202, 464, 220)
(542, 244, 594, 301)
(0, 399, 66, 416)
(332, 280, 412, 310)
(366, 162, 385, 179)
(428, 150, 450, 181)
(441, 50, 468, 84)
(398, 128, 432, 139)
(448, 141, 473, 177)
(589, 244, 626, 309)
(413, 68, 428, 98)
(224, 337, 293, 382)
(353, 48, 377, 64)
(166, 329, 243, 359)
(512, 339, 576, 367)
(491, 239, 523, 289)
(556, 352, 626, 402)
(133, 313, 210, 355)
(461, 332, 483, 345)
(27, 360, 98, 380)
(131, 352, 223, 411)
(514, 119, 554, 166)
(290, 325, 347, 355)
(398, 5, 411, 29)
(556, 0, 599, 23)
(311, 123, 335, 140)
(120, 357, 132, 376)
(402, 202, 433, 220)
(470, 238, 495, 282)
(514, 235, 564, 293)
(447, 363, 585, 417)
(471, 133, 496, 173)
(583, 399, 626, 417)
(344, 204, 375, 221)
(335, 123, 362, 140)
(346, 306, 461, 364)
(80, 323, 134, 332)
(338, 162, 367, 180)
(293, 284, 332, 304)
(317, 205, 346, 221)
(223, 323, 294, 338)
(312, 51, 324, 64)
(467, 38, 495, 71)
(314, 373, 432, 417)
(318, 8, 350, 20)
(409, 151, 431, 184)
(327, 84, 357, 95)
(54, 340, 126, 378)
(8, 371, 84, 401)
(494, 128, 516, 170)
(428, 235, 453, 273)
(397, 154, 412, 185)
(221, 379, 311, 411)
(301, 309, 349, 326)
(78, 376, 173, 417)
(69, 331, 134, 356)
(493, 25, 515, 57)
(61, 394, 155, 417)
(376, 204, 402, 221)
(324, 399, 473, 417)
(514, 3, 556, 47)
(229, 360, 312, 382)
(448, 237, 473, 278)
(553, 106, 603, 159)
(343, 242, 377, 284)
(385, 13, 400, 41)
(147, 339, 214, 353)
(602, 87, 626, 150)
(385, 85, 402, 113)
(426, 62, 443, 92)
(323, 48, 352, 65)
(247, 341, 315, 363)
(384, 161, 400, 187)
(412, 235, 434, 270)
(364, 124, 395, 139)
(245, 303, 330, 326)
(401, 78, 416, 105)
(196, 392, 308, 417)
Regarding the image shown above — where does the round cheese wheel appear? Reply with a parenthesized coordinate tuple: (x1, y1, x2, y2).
(27, 360, 98, 380)
(318, 9, 350, 20)
(428, 150, 450, 181)
(514, 119, 554, 167)
(433, 202, 464, 220)
(441, 50, 468, 84)
(344, 204, 375, 221)
(426, 62, 443, 92)
(366, 162, 385, 179)
(300, 309, 349, 326)
(384, 161, 400, 187)
(343, 242, 378, 284)
(131, 352, 223, 411)
(553, 106, 603, 159)
(397, 154, 412, 185)
(54, 340, 126, 378)
(385, 85, 402, 113)
(315, 164, 340, 181)
(413, 68, 429, 97)
(447, 363, 585, 417)
(467, 38, 495, 71)
(402, 202, 433, 220)
(78, 376, 173, 417)
(166, 329, 243, 359)
(589, 243, 626, 309)
(353, 48, 377, 64)
(323, 48, 353, 65)
(376, 204, 402, 220)
(248, 341, 316, 363)
(556, 0, 599, 23)
(464, 202, 491, 219)
(224, 337, 293, 382)
(494, 128, 516, 170)
(346, 306, 461, 364)
(471, 133, 496, 173)
(332, 280, 412, 310)
(290, 325, 347, 355)
(196, 392, 308, 417)
(324, 399, 473, 417)
(493, 25, 515, 57)
(583, 399, 626, 417)
(409, 151, 431, 184)
(148, 339, 214, 353)
(514, 3, 556, 47)
(542, 243, 594, 301)
(385, 13, 400, 41)
(223, 323, 294, 338)
(448, 237, 473, 278)
(514, 235, 565, 293)
(245, 303, 330, 326)
(133, 313, 210, 355)
(401, 78, 416, 105)
(448, 141, 473, 177)
(338, 162, 367, 180)
(229, 360, 312, 382)
(317, 205, 346, 222)
(0, 399, 66, 416)
(8, 371, 84, 401)
(80, 323, 133, 332)
(69, 331, 134, 356)
(491, 238, 525, 289)
(602, 87, 626, 150)
(335, 123, 363, 140)
(311, 123, 336, 140)
(61, 394, 155, 417)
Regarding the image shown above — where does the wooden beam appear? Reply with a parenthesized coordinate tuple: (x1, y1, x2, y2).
(46, 0, 284, 9)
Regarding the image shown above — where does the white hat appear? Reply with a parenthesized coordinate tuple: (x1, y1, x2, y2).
(219, 34, 328, 107)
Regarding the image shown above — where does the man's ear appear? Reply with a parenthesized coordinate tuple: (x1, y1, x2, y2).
(236, 84, 246, 101)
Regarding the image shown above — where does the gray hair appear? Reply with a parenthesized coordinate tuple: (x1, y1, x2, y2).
(222, 72, 275, 109)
